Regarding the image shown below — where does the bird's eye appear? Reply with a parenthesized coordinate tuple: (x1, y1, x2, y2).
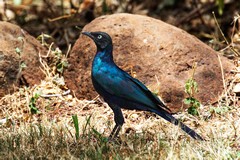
(97, 35, 102, 39)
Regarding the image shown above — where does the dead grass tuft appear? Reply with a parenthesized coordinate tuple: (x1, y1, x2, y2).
(0, 57, 239, 160)
(1, 19, 240, 159)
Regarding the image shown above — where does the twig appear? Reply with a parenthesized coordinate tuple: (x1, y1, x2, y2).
(230, 14, 240, 43)
(40, 42, 54, 58)
(40, 89, 71, 98)
(212, 11, 240, 57)
(81, 95, 99, 110)
(191, 62, 198, 97)
(217, 54, 226, 92)
(48, 15, 72, 22)
(66, 44, 72, 58)
(38, 42, 56, 78)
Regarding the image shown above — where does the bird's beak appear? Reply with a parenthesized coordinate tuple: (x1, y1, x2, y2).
(82, 31, 94, 40)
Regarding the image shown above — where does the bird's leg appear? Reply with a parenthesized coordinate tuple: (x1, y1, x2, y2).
(108, 105, 124, 140)
(109, 124, 122, 140)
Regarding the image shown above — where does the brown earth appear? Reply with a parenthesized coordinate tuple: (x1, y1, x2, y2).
(64, 13, 234, 112)
(0, 21, 48, 97)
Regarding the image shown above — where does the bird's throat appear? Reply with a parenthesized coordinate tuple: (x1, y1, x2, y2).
(95, 47, 114, 63)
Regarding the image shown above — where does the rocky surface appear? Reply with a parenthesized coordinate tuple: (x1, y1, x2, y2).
(0, 22, 47, 97)
(64, 13, 234, 112)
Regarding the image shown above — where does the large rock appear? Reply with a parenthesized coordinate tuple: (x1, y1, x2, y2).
(0, 22, 47, 97)
(64, 13, 234, 112)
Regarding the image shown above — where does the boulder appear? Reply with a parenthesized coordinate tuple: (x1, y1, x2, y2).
(0, 22, 47, 97)
(64, 13, 234, 112)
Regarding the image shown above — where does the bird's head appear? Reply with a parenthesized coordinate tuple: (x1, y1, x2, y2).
(82, 31, 112, 51)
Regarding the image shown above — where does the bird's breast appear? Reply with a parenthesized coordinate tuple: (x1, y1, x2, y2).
(92, 57, 113, 81)
(92, 64, 115, 80)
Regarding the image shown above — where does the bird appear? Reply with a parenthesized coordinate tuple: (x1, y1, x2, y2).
(82, 31, 204, 140)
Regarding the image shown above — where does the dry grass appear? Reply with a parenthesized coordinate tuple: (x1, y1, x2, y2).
(0, 59, 239, 160)
(1, 18, 240, 159)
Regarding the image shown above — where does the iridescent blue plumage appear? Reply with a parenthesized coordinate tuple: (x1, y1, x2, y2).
(82, 31, 203, 140)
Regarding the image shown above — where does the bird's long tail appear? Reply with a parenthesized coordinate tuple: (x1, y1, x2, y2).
(151, 108, 204, 140)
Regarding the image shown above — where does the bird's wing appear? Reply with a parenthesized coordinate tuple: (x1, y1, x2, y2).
(94, 69, 170, 112)
(125, 73, 171, 112)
